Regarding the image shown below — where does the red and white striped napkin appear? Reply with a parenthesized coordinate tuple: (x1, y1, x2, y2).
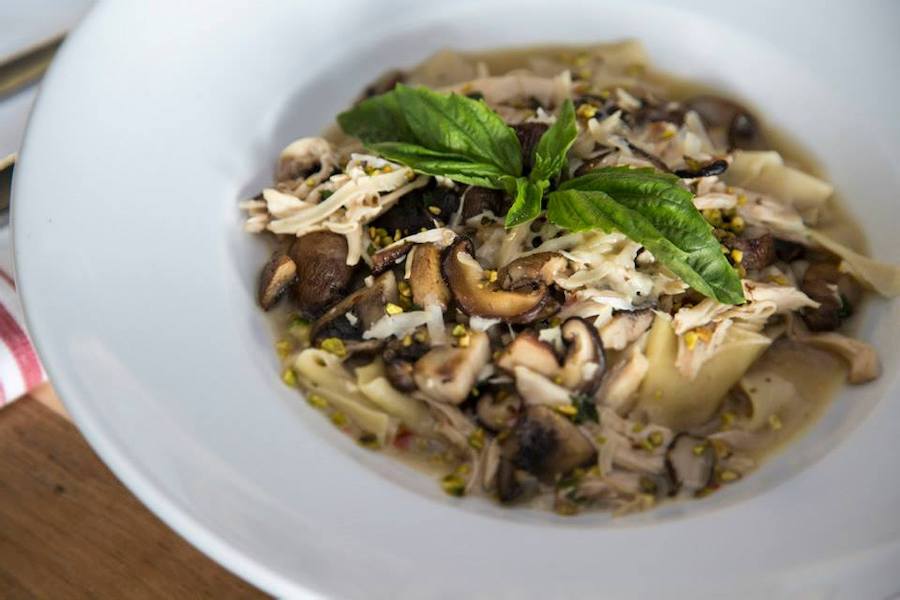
(0, 228, 46, 406)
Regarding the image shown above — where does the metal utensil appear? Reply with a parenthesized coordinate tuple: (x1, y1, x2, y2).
(0, 35, 63, 99)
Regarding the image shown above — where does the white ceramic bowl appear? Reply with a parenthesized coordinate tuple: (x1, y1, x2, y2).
(12, 1, 900, 597)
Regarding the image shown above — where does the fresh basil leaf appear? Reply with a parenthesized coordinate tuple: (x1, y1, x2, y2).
(505, 178, 545, 228)
(530, 99, 577, 183)
(393, 84, 523, 177)
(336, 90, 416, 145)
(549, 167, 745, 304)
(370, 142, 509, 189)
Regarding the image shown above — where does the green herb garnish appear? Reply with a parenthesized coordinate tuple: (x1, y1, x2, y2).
(338, 87, 744, 305)
(548, 167, 745, 304)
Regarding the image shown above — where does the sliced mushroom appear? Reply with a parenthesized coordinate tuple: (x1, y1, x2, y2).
(774, 238, 806, 262)
(371, 184, 460, 236)
(496, 332, 561, 378)
(800, 262, 857, 331)
(310, 271, 398, 343)
(497, 252, 569, 288)
(684, 95, 766, 151)
(258, 250, 297, 310)
(461, 186, 511, 220)
(513, 122, 549, 174)
(665, 434, 716, 494)
(600, 309, 654, 351)
(723, 233, 776, 271)
(443, 237, 554, 324)
(413, 331, 491, 404)
(410, 243, 451, 310)
(289, 231, 355, 316)
(495, 457, 540, 504)
(371, 242, 413, 275)
(673, 158, 728, 179)
(382, 333, 430, 392)
(476, 389, 523, 432)
(501, 405, 597, 481)
(559, 317, 606, 394)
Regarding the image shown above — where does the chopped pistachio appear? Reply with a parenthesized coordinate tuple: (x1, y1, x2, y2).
(648, 431, 664, 447)
(554, 404, 578, 417)
(382, 165, 393, 173)
(692, 443, 708, 456)
(684, 330, 700, 350)
(467, 428, 485, 450)
(305, 177, 316, 187)
(594, 434, 607, 445)
(631, 422, 646, 433)
(441, 474, 466, 497)
(427, 205, 442, 216)
(737, 194, 748, 206)
(281, 368, 297, 387)
(320, 337, 347, 357)
(385, 302, 405, 316)
(414, 330, 429, 343)
(397, 281, 412, 297)
(485, 269, 498, 283)
(402, 335, 413, 347)
(731, 249, 744, 264)
(330, 411, 348, 427)
(576, 103, 598, 119)
(457, 333, 471, 348)
(721, 411, 736, 428)
(768, 414, 783, 431)
(275, 339, 293, 358)
(307, 393, 328, 409)
(451, 323, 467, 337)
(730, 216, 745, 232)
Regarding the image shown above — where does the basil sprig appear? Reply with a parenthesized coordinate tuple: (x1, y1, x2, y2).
(548, 167, 745, 304)
(338, 86, 744, 305)
(338, 84, 574, 228)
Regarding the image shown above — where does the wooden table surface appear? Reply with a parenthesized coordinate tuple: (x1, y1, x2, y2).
(0, 388, 267, 598)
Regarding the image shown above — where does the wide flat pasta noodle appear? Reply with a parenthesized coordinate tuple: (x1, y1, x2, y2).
(634, 314, 770, 430)
(808, 229, 900, 297)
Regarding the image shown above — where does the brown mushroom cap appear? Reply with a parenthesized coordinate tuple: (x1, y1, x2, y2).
(497, 252, 569, 288)
(382, 334, 430, 392)
(410, 243, 451, 310)
(800, 262, 858, 332)
(476, 389, 523, 432)
(443, 237, 554, 324)
(258, 250, 297, 310)
(559, 317, 606, 395)
(289, 231, 355, 316)
(413, 330, 491, 404)
(501, 405, 597, 481)
(310, 271, 398, 343)
(371, 242, 413, 275)
(461, 186, 511, 220)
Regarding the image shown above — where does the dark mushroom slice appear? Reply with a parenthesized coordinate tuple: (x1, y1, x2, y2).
(683, 95, 766, 150)
(723, 232, 776, 271)
(310, 271, 398, 343)
(496, 332, 561, 379)
(665, 434, 716, 494)
(600, 308, 654, 351)
(559, 317, 606, 395)
(513, 122, 549, 174)
(673, 158, 728, 179)
(413, 331, 491, 404)
(382, 333, 431, 392)
(461, 186, 511, 220)
(476, 389, 523, 432)
(258, 250, 297, 310)
(371, 242, 413, 275)
(443, 237, 554, 324)
(501, 405, 597, 482)
(370, 184, 460, 237)
(289, 231, 356, 317)
(410, 243, 451, 310)
(497, 252, 569, 288)
(800, 262, 860, 331)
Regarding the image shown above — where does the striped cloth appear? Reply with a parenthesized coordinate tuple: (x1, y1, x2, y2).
(0, 227, 45, 406)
